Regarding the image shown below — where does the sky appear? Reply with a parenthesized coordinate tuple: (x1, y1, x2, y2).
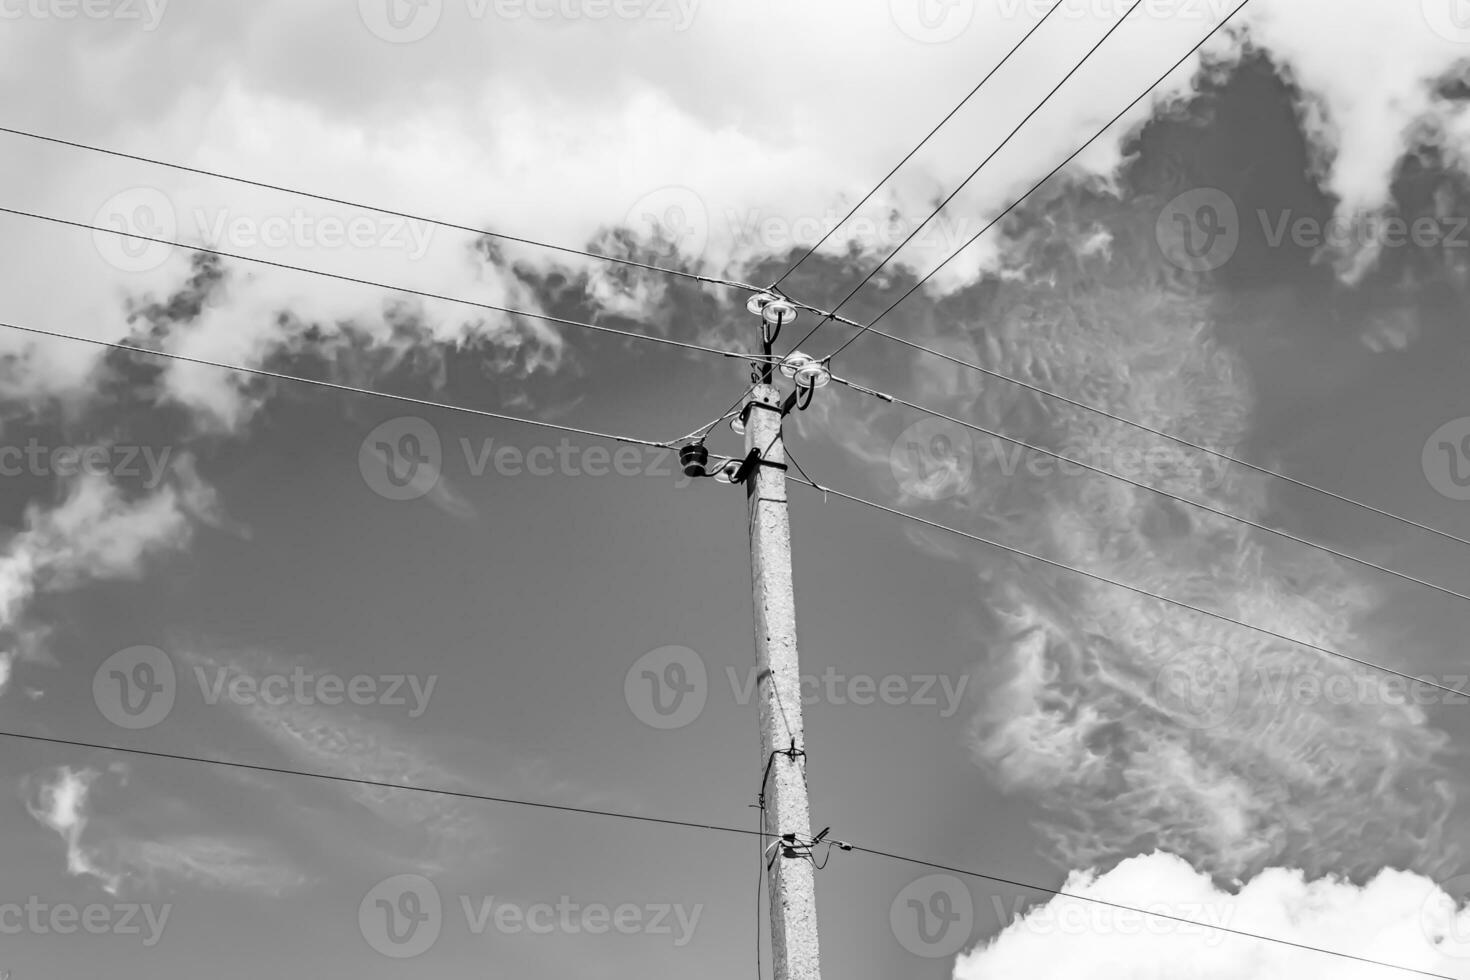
(6, 0, 1470, 977)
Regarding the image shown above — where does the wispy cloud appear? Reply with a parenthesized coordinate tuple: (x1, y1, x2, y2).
(23, 763, 304, 897)
(177, 645, 498, 872)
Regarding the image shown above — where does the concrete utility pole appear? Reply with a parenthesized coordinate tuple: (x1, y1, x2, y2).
(745, 371, 822, 980)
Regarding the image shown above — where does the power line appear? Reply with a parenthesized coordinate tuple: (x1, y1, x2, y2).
(0, 320, 677, 450)
(818, 0, 1250, 364)
(847, 845, 1459, 980)
(704, 1, 1243, 457)
(786, 0, 1145, 356)
(0, 125, 761, 294)
(834, 378, 1470, 606)
(1, 205, 777, 368)
(770, 0, 1066, 288)
(786, 477, 1470, 703)
(830, 317, 1470, 552)
(4, 726, 1455, 977)
(0, 730, 763, 839)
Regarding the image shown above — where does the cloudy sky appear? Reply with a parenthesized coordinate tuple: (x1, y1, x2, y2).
(6, 0, 1470, 976)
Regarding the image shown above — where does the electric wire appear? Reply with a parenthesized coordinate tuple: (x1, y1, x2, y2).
(0, 205, 779, 368)
(785, 476, 1470, 703)
(832, 377, 1470, 606)
(846, 845, 1458, 980)
(0, 730, 763, 839)
(816, 0, 1249, 364)
(770, 0, 1066, 288)
(0, 125, 761, 294)
(787, 0, 1146, 355)
(0, 320, 677, 450)
(1, 726, 1456, 977)
(828, 316, 1470, 551)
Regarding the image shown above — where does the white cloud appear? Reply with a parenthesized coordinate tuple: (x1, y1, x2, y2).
(958, 852, 1470, 979)
(23, 764, 303, 896)
(0, 0, 1254, 424)
(0, 457, 222, 658)
(23, 766, 120, 893)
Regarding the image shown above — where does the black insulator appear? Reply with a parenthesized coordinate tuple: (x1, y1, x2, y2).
(679, 443, 710, 477)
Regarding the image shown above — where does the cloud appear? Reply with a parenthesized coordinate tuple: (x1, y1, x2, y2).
(0, 455, 223, 663)
(177, 645, 498, 871)
(23, 763, 304, 897)
(957, 852, 1470, 979)
(821, 179, 1459, 880)
(0, 0, 1259, 426)
(23, 766, 119, 893)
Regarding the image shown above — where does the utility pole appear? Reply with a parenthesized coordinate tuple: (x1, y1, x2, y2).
(744, 300, 822, 980)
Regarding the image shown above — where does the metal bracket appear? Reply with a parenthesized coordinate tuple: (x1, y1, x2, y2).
(731, 448, 788, 485)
